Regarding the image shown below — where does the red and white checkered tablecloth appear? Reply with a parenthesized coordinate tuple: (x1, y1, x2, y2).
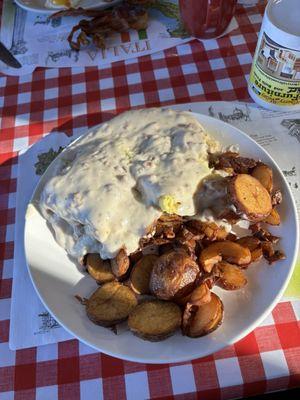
(1, 3, 300, 399)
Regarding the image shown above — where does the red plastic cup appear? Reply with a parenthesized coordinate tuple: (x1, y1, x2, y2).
(179, 0, 237, 39)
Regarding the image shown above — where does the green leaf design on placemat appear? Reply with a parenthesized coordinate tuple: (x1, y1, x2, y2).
(167, 22, 189, 38)
(152, 0, 179, 19)
(151, 0, 189, 38)
(34, 146, 64, 175)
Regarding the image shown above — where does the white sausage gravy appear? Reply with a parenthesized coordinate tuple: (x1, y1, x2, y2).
(37, 108, 219, 260)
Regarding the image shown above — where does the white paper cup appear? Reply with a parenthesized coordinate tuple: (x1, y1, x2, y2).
(248, 0, 300, 111)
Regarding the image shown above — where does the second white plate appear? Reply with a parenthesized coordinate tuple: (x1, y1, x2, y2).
(15, 0, 121, 14)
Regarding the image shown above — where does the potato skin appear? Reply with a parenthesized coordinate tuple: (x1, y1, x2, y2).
(251, 164, 273, 193)
(86, 282, 137, 327)
(184, 293, 224, 338)
(130, 254, 158, 294)
(111, 248, 130, 278)
(199, 241, 251, 273)
(150, 251, 199, 300)
(86, 253, 115, 284)
(128, 300, 182, 341)
(264, 208, 281, 226)
(216, 261, 247, 290)
(236, 236, 263, 263)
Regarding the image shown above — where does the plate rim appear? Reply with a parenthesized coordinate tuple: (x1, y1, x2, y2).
(24, 111, 299, 363)
(14, 0, 121, 14)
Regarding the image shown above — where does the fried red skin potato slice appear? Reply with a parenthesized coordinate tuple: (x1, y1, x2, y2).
(176, 282, 211, 307)
(84, 282, 137, 327)
(129, 250, 143, 264)
(228, 174, 272, 222)
(199, 241, 251, 273)
(128, 300, 182, 341)
(86, 253, 115, 284)
(251, 164, 273, 193)
(111, 248, 130, 278)
(130, 254, 158, 295)
(236, 236, 263, 263)
(216, 261, 247, 290)
(150, 251, 199, 300)
(183, 293, 223, 338)
(264, 208, 281, 226)
(189, 282, 211, 305)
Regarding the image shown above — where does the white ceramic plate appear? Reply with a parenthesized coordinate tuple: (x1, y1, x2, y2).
(15, 0, 121, 14)
(24, 112, 299, 364)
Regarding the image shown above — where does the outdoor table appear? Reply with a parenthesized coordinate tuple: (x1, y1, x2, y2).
(0, 3, 299, 399)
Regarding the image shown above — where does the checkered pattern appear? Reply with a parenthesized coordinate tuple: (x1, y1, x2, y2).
(0, 3, 300, 399)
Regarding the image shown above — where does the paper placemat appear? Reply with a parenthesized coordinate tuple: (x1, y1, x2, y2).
(9, 101, 300, 350)
(0, 0, 238, 75)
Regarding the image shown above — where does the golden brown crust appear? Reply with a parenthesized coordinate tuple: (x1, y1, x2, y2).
(264, 208, 281, 226)
(154, 213, 183, 238)
(86, 253, 115, 284)
(228, 174, 272, 221)
(111, 248, 130, 278)
(236, 236, 263, 263)
(130, 254, 158, 295)
(209, 152, 257, 174)
(77, 149, 286, 341)
(176, 282, 211, 307)
(128, 300, 182, 341)
(236, 236, 261, 251)
(199, 241, 251, 273)
(250, 224, 280, 243)
(189, 282, 212, 306)
(183, 293, 223, 338)
(150, 251, 199, 300)
(250, 246, 263, 262)
(251, 164, 273, 193)
(85, 282, 137, 326)
(216, 261, 247, 290)
(265, 250, 286, 264)
(184, 220, 228, 241)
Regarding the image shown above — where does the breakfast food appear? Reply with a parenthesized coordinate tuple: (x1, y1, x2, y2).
(78, 281, 138, 326)
(128, 300, 182, 341)
(35, 108, 286, 342)
(182, 293, 224, 338)
(86, 253, 115, 284)
(130, 254, 158, 294)
(215, 262, 247, 291)
(199, 241, 251, 273)
(236, 236, 263, 263)
(228, 174, 272, 221)
(38, 108, 217, 260)
(110, 248, 130, 278)
(150, 251, 199, 300)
